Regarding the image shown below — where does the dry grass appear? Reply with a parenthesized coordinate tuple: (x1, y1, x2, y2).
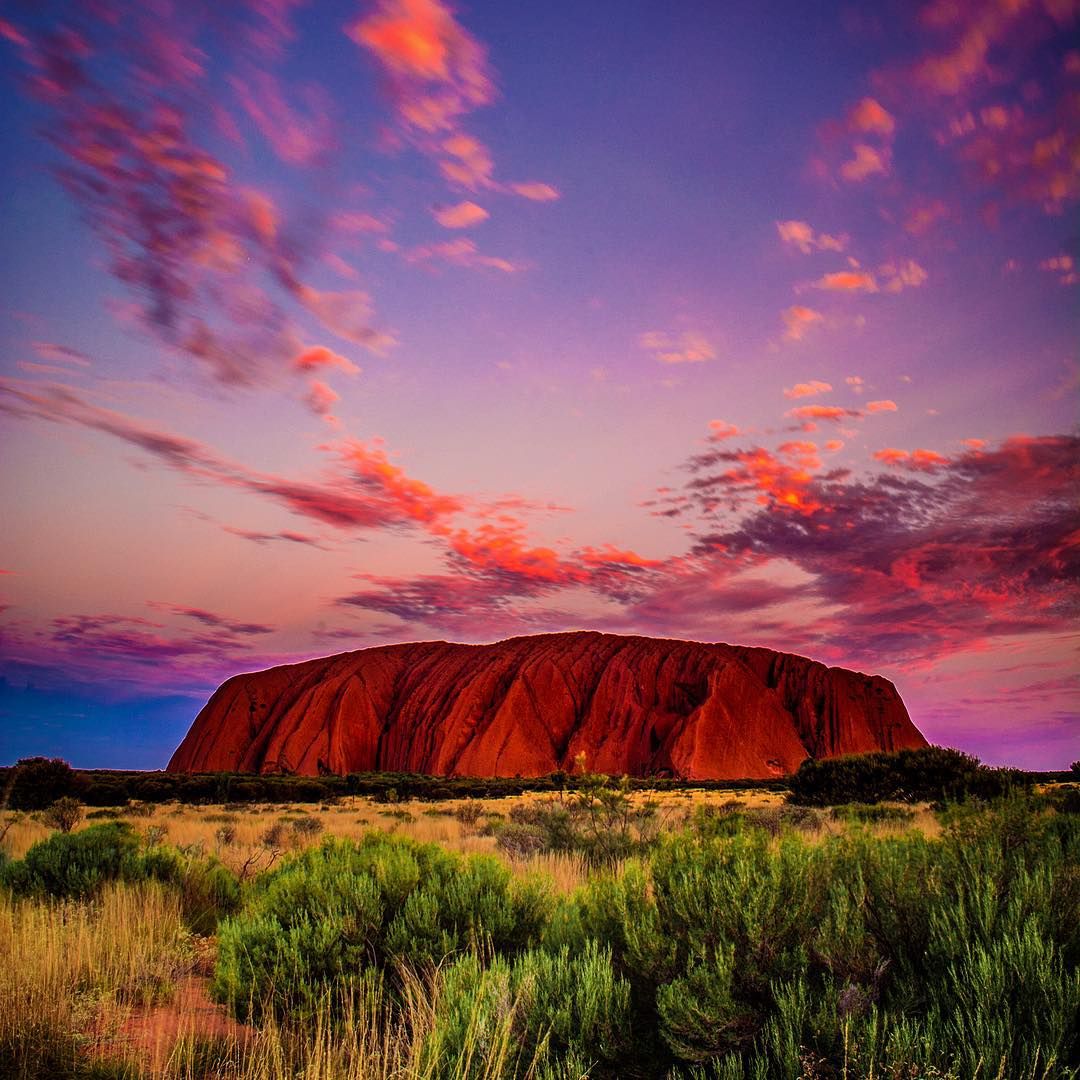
(0, 880, 197, 1076)
(0, 787, 934, 882)
(0, 880, 539, 1080)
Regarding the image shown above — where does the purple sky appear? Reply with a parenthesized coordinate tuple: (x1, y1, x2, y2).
(1, 0, 1077, 770)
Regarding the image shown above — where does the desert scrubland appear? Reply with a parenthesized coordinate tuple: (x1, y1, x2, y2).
(1, 761, 1077, 1079)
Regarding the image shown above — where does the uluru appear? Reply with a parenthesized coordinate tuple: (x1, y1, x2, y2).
(167, 632, 926, 780)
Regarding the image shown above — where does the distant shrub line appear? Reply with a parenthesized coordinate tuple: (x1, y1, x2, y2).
(3, 747, 1068, 812)
(0, 757, 787, 811)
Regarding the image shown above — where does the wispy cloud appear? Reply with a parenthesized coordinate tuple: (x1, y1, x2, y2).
(776, 220, 847, 254)
(781, 305, 824, 341)
(639, 331, 716, 364)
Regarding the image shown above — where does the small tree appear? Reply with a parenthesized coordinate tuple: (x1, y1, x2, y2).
(42, 797, 83, 833)
(8, 758, 84, 811)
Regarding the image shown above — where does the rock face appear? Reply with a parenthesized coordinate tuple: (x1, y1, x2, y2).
(168, 632, 925, 779)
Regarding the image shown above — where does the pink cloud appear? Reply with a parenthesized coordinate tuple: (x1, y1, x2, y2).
(0, 380, 448, 532)
(0, 12, 395, 387)
(783, 380, 832, 399)
(148, 603, 274, 636)
(776, 220, 847, 254)
(880, 259, 928, 292)
(1040, 254, 1078, 285)
(293, 345, 361, 375)
(230, 70, 336, 166)
(847, 97, 895, 137)
(866, 399, 899, 413)
(663, 433, 1080, 667)
(437, 132, 496, 189)
(331, 211, 391, 234)
(639, 331, 715, 364)
(349, 0, 494, 124)
(32, 342, 92, 368)
(432, 200, 489, 228)
(873, 447, 949, 470)
(904, 199, 949, 235)
(291, 284, 398, 352)
(814, 270, 878, 292)
(839, 143, 890, 181)
(708, 420, 742, 440)
(786, 404, 860, 423)
(404, 237, 520, 272)
(305, 379, 341, 420)
(781, 305, 824, 341)
(510, 182, 560, 201)
(350, 0, 501, 193)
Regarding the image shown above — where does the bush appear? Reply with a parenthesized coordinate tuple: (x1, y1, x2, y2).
(454, 800, 484, 832)
(291, 815, 324, 837)
(0, 822, 143, 899)
(175, 857, 242, 935)
(5, 757, 84, 810)
(422, 942, 631, 1075)
(549, 799, 1080, 1077)
(788, 746, 1028, 806)
(491, 772, 666, 867)
(42, 796, 83, 833)
(212, 833, 554, 1023)
(0, 821, 240, 933)
(82, 781, 128, 807)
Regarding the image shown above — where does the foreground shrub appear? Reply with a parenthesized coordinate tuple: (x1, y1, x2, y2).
(0, 822, 143, 899)
(422, 942, 631, 1077)
(554, 801, 1079, 1077)
(213, 832, 555, 1022)
(829, 802, 915, 825)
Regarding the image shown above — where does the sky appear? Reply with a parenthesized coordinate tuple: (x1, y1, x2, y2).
(0, 0, 1077, 771)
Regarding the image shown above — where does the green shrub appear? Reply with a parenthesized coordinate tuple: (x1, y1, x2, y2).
(212, 833, 555, 1023)
(82, 782, 128, 807)
(0, 821, 240, 936)
(556, 802, 1079, 1077)
(830, 802, 915, 825)
(0, 822, 143, 899)
(422, 942, 631, 1076)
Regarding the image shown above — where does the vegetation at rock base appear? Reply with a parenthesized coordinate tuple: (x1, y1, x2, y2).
(0, 752, 1077, 1079)
(786, 746, 1029, 806)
